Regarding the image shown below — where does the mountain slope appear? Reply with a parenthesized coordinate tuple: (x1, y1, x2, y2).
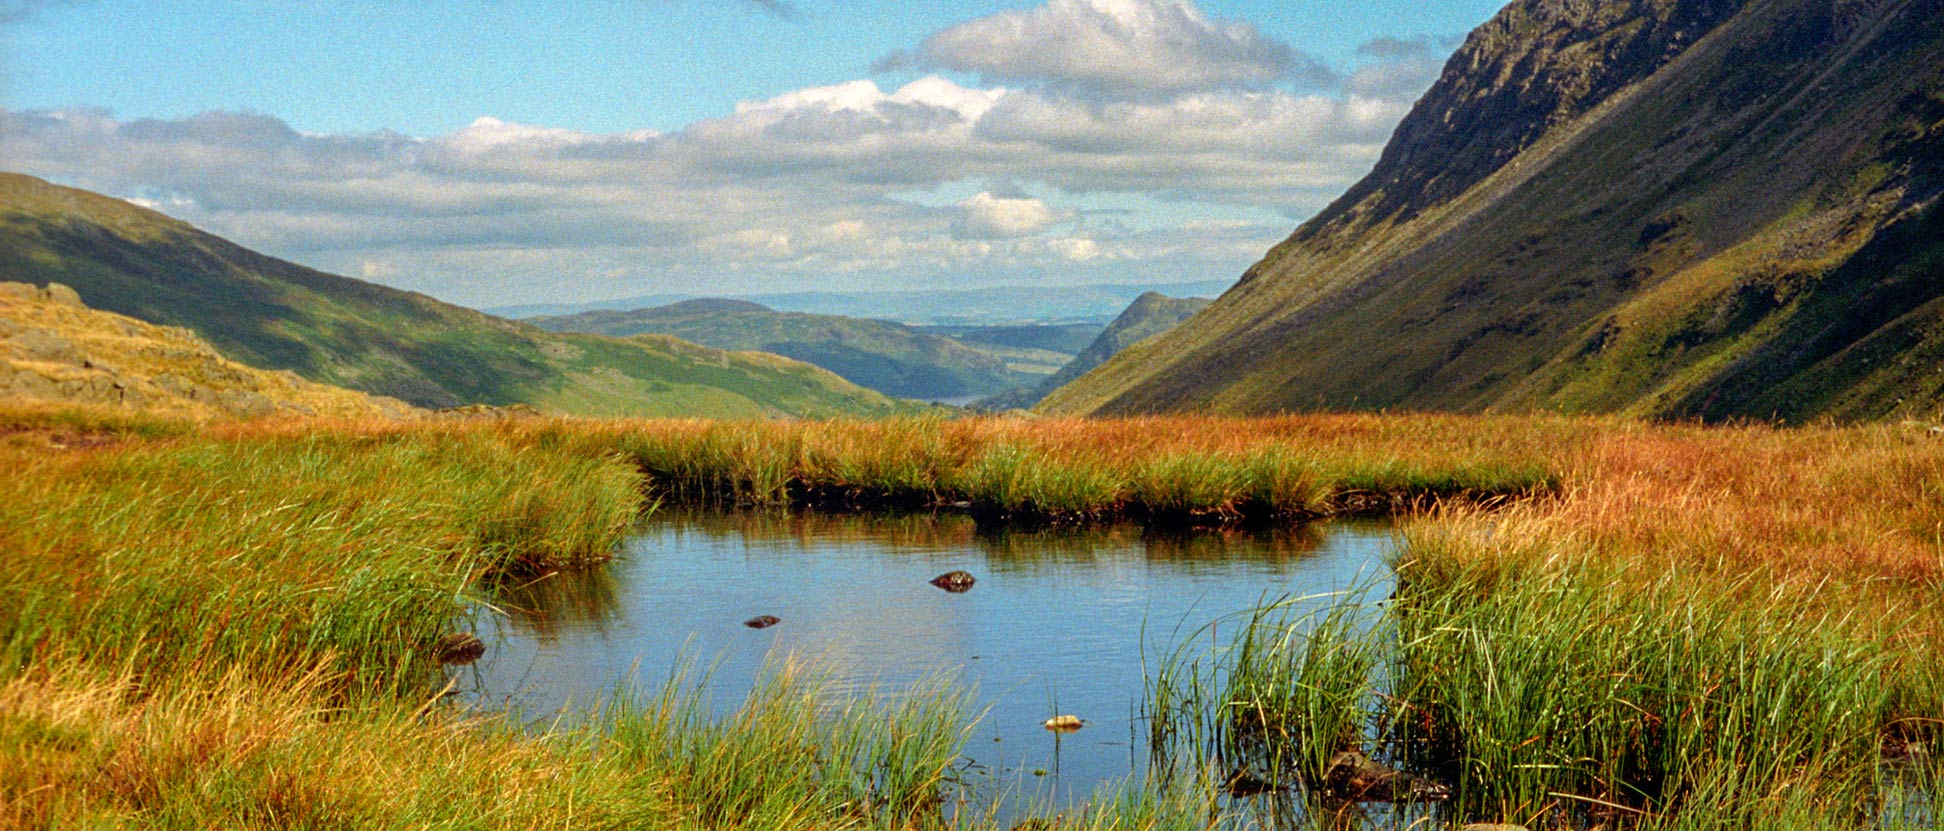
(0, 174, 905, 419)
(530, 299, 1021, 399)
(978, 292, 1209, 410)
(1042, 0, 1944, 424)
(2, 281, 415, 421)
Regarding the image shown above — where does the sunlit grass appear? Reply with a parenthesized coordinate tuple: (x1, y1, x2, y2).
(517, 412, 1570, 522)
(4, 409, 1943, 827)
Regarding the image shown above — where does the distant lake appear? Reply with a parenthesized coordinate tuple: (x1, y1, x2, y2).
(457, 509, 1398, 818)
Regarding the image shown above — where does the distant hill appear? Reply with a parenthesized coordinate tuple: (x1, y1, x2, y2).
(0, 173, 904, 419)
(529, 299, 1025, 400)
(917, 322, 1105, 357)
(978, 292, 1209, 411)
(493, 279, 1234, 327)
(1045, 0, 1944, 424)
(1, 281, 415, 420)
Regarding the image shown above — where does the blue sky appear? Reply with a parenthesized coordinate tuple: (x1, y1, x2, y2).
(2, 0, 1507, 308)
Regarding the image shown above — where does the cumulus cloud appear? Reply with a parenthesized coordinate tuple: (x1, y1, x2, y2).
(1343, 36, 1451, 100)
(0, 12, 1461, 307)
(952, 191, 1059, 239)
(885, 0, 1333, 97)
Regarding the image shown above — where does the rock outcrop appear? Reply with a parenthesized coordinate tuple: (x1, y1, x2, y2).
(1042, 0, 1944, 425)
(0, 281, 417, 420)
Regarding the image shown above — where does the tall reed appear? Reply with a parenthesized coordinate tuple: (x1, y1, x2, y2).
(0, 427, 644, 691)
(509, 414, 1568, 523)
(1145, 593, 1389, 797)
(1389, 545, 1898, 823)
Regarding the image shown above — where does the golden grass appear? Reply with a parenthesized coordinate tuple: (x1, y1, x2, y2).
(0, 284, 417, 422)
(2, 408, 1941, 827)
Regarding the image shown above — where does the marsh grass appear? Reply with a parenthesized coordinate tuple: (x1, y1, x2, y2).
(0, 656, 987, 831)
(0, 414, 1049, 830)
(1145, 593, 1390, 799)
(516, 413, 1568, 524)
(8, 410, 1944, 828)
(1389, 542, 1902, 824)
(595, 657, 976, 829)
(0, 425, 644, 692)
(1136, 510, 1941, 828)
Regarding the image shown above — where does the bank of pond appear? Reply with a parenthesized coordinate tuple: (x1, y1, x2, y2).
(0, 409, 1939, 829)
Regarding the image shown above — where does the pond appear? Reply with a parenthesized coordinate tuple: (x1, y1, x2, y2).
(456, 508, 1400, 818)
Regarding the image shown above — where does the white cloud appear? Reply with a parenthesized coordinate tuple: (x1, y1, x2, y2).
(1052, 237, 1102, 261)
(953, 191, 1059, 239)
(1342, 37, 1449, 101)
(887, 0, 1332, 97)
(443, 116, 658, 155)
(0, 15, 1456, 307)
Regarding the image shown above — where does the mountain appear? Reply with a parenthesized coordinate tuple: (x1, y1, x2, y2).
(529, 299, 1023, 400)
(917, 322, 1106, 358)
(0, 173, 904, 419)
(1042, 0, 1944, 424)
(2, 280, 415, 420)
(492, 279, 1235, 327)
(977, 292, 1210, 411)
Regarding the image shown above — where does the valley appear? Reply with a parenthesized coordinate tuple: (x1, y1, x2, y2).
(6, 0, 1944, 828)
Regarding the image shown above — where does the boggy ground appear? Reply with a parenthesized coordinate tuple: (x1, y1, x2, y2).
(0, 405, 1938, 829)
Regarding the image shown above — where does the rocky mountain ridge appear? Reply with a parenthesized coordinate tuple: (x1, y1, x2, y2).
(1043, 0, 1944, 423)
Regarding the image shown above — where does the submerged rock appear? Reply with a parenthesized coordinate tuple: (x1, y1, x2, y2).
(743, 614, 781, 629)
(1223, 769, 1283, 796)
(1324, 749, 1451, 803)
(436, 632, 486, 665)
(1042, 714, 1084, 731)
(929, 570, 976, 592)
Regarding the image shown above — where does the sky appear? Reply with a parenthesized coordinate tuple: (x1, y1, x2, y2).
(0, 0, 1507, 309)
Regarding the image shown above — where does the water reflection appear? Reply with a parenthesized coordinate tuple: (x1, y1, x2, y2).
(628, 506, 1337, 560)
(468, 507, 1398, 821)
(495, 566, 625, 642)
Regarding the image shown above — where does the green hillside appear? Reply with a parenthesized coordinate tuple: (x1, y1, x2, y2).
(0, 174, 905, 419)
(1042, 0, 1944, 424)
(530, 299, 1025, 400)
(979, 292, 1208, 410)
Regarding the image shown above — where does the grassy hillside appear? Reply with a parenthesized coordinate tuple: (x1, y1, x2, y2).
(0, 173, 905, 419)
(1, 281, 414, 421)
(981, 292, 1209, 410)
(530, 298, 1024, 400)
(1043, 0, 1944, 424)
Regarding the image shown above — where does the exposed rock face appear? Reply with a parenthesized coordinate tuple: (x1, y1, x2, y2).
(1302, 0, 1748, 239)
(0, 281, 416, 420)
(1042, 0, 1944, 425)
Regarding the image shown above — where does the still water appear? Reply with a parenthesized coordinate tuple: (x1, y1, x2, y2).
(460, 509, 1398, 812)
